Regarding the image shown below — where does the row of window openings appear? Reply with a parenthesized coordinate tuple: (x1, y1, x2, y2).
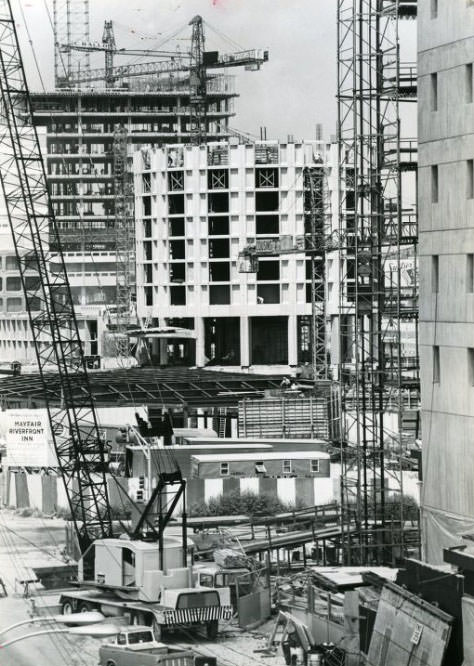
(430, 64, 473, 111)
(431, 161, 474, 202)
(145, 283, 319, 307)
(165, 168, 280, 192)
(433, 346, 474, 385)
(432, 254, 474, 293)
(143, 216, 281, 239)
(219, 459, 320, 476)
(158, 192, 280, 217)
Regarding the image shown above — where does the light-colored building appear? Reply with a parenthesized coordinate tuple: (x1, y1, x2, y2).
(133, 140, 339, 372)
(419, 0, 474, 562)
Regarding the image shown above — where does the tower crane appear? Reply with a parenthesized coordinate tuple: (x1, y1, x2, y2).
(0, 0, 113, 553)
(0, 0, 185, 561)
(60, 16, 268, 145)
(58, 19, 186, 89)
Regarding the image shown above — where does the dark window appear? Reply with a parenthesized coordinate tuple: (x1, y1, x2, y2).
(432, 255, 439, 293)
(6, 256, 18, 270)
(256, 215, 279, 235)
(469, 348, 474, 386)
(6, 276, 21, 291)
(142, 173, 151, 192)
(257, 284, 280, 304)
(255, 167, 279, 188)
(143, 219, 152, 238)
(204, 317, 240, 365)
(209, 285, 230, 305)
(168, 170, 184, 191)
(430, 73, 438, 112)
(169, 218, 185, 237)
(467, 160, 474, 199)
(143, 196, 151, 217)
(209, 239, 229, 258)
(209, 262, 230, 282)
(170, 240, 185, 260)
(431, 165, 439, 203)
(257, 260, 279, 281)
(467, 254, 474, 292)
(144, 264, 153, 284)
(170, 263, 185, 283)
(431, 0, 438, 19)
(251, 316, 288, 364)
(176, 591, 219, 609)
(208, 216, 229, 236)
(170, 286, 186, 305)
(169, 193, 185, 215)
(433, 345, 440, 383)
(208, 192, 229, 213)
(145, 287, 153, 305)
(466, 64, 473, 103)
(256, 191, 279, 212)
(144, 241, 152, 261)
(208, 169, 228, 190)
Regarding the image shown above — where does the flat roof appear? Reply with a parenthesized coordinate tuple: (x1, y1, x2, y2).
(127, 443, 273, 451)
(191, 451, 330, 462)
(308, 566, 398, 591)
(0, 367, 283, 409)
(185, 437, 327, 446)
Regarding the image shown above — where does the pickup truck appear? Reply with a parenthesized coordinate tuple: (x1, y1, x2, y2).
(99, 626, 217, 666)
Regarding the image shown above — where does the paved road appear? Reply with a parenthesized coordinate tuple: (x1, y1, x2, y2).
(0, 512, 99, 666)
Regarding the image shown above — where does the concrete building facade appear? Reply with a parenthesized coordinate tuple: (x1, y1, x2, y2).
(419, 0, 474, 562)
(133, 140, 338, 372)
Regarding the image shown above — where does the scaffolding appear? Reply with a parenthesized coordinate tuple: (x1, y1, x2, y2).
(112, 126, 135, 357)
(53, 0, 90, 87)
(337, 0, 419, 564)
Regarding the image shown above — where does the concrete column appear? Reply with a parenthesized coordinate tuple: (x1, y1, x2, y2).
(240, 315, 250, 368)
(288, 314, 298, 368)
(195, 316, 205, 367)
(159, 339, 167, 365)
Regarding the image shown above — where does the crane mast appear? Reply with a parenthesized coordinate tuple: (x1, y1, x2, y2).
(0, 0, 113, 552)
(189, 15, 207, 145)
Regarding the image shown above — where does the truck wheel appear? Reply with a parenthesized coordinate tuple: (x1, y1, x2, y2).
(78, 602, 91, 613)
(106, 661, 116, 666)
(206, 620, 218, 640)
(61, 600, 73, 615)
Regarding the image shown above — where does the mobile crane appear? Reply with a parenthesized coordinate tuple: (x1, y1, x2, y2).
(0, 0, 231, 640)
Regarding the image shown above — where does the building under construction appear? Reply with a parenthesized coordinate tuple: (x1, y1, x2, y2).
(0, 2, 267, 364)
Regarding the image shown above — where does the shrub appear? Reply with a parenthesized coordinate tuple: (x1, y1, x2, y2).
(188, 490, 293, 518)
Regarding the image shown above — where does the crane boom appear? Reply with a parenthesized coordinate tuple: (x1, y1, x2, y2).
(0, 1, 113, 552)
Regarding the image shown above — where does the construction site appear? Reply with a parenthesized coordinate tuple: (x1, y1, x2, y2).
(0, 0, 473, 664)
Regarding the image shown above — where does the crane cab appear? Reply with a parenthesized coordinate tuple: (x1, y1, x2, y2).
(79, 537, 191, 602)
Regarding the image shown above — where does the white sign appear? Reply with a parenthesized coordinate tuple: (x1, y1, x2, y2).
(0, 409, 56, 467)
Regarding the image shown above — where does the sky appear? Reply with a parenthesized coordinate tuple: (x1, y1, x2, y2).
(13, 0, 339, 142)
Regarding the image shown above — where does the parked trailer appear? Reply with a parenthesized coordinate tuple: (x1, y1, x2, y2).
(59, 588, 232, 640)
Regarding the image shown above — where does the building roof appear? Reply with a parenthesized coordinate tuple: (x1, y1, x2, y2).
(128, 443, 274, 451)
(185, 437, 327, 446)
(0, 367, 283, 409)
(191, 451, 330, 463)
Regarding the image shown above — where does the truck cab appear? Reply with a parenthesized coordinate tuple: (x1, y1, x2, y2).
(194, 564, 250, 609)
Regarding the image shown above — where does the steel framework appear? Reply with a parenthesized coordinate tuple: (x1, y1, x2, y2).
(112, 125, 135, 357)
(0, 1, 112, 551)
(304, 163, 331, 380)
(53, 0, 90, 88)
(337, 0, 419, 564)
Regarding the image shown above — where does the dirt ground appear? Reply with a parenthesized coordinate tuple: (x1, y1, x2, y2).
(0, 510, 287, 666)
